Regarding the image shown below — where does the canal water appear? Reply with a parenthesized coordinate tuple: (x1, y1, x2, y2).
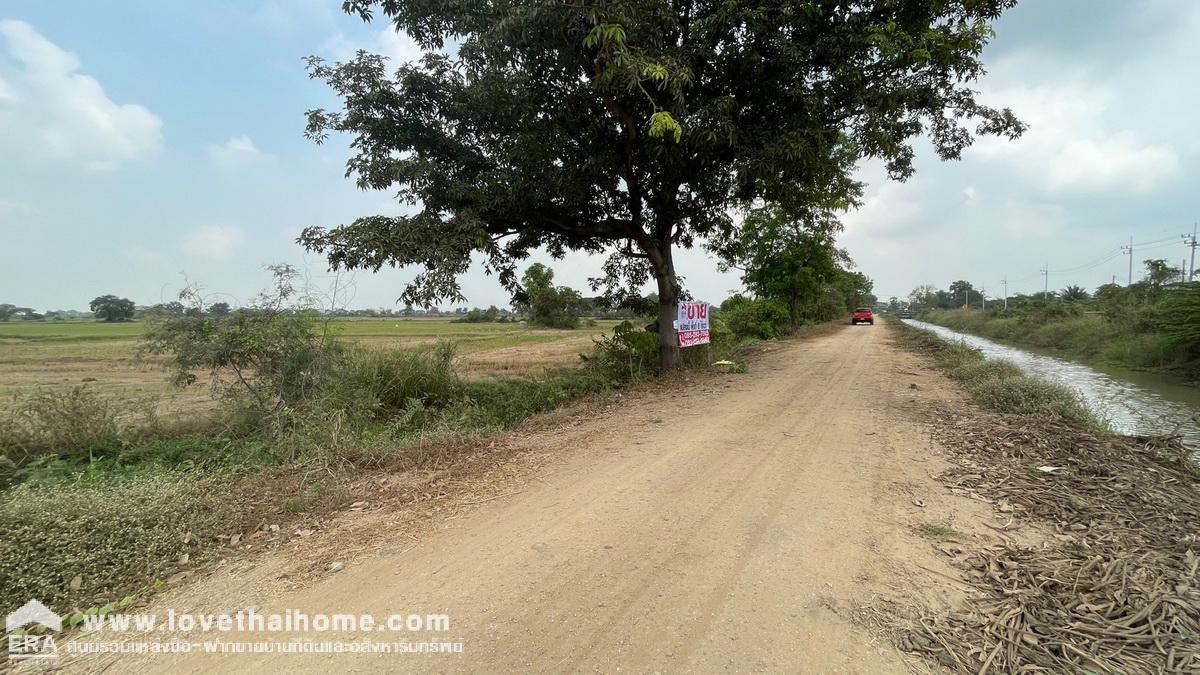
(902, 319, 1200, 453)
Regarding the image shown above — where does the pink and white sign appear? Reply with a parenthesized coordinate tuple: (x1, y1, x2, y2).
(676, 301, 710, 347)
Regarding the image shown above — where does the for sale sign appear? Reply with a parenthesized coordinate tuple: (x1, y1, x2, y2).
(677, 301, 710, 347)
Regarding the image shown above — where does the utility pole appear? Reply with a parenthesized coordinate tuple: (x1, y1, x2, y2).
(1184, 223, 1198, 281)
(1041, 263, 1049, 297)
(1001, 277, 1008, 311)
(981, 284, 986, 310)
(1121, 236, 1134, 286)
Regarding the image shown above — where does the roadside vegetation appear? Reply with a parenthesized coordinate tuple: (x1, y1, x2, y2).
(889, 318, 1107, 431)
(0, 255, 862, 614)
(905, 261, 1200, 379)
(888, 315, 1198, 673)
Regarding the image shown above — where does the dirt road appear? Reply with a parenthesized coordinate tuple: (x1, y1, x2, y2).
(72, 323, 994, 673)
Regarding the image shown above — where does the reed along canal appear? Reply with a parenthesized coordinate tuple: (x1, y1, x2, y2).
(903, 319, 1200, 453)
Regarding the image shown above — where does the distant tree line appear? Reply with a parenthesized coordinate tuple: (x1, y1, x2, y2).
(908, 259, 1200, 372)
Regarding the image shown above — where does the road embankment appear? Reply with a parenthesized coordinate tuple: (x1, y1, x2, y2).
(890, 318, 1200, 673)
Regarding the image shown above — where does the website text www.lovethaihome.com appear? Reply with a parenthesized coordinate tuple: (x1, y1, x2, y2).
(6, 601, 464, 661)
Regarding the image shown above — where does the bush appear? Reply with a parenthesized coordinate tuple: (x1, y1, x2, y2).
(966, 376, 1102, 430)
(583, 320, 659, 382)
(0, 473, 245, 613)
(141, 265, 339, 416)
(321, 342, 462, 418)
(949, 359, 1023, 383)
(1160, 283, 1200, 357)
(935, 342, 983, 371)
(0, 387, 160, 467)
(459, 370, 608, 428)
(719, 296, 791, 340)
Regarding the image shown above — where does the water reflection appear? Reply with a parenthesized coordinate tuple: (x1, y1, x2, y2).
(903, 319, 1200, 452)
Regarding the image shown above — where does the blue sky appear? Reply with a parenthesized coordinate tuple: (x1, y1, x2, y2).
(1, 1, 1198, 311)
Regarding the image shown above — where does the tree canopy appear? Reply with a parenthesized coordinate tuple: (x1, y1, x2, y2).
(300, 0, 1023, 368)
(89, 295, 136, 323)
(518, 263, 587, 328)
(716, 205, 870, 323)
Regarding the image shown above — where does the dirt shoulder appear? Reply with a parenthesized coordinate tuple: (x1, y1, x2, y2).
(51, 323, 1029, 673)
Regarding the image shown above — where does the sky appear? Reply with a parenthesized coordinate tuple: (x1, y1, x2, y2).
(1, 0, 1198, 312)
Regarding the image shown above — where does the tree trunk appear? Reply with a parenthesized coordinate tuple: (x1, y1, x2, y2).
(655, 271, 680, 371)
(646, 241, 681, 371)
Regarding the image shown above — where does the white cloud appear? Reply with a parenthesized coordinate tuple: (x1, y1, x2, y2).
(0, 198, 34, 219)
(181, 225, 247, 260)
(208, 135, 264, 168)
(322, 27, 427, 66)
(0, 19, 162, 170)
(971, 80, 1178, 194)
(841, 181, 925, 235)
(376, 28, 424, 64)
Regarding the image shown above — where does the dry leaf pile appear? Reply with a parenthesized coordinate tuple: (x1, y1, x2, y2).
(907, 414, 1200, 673)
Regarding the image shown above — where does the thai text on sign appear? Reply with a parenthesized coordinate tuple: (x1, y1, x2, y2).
(677, 301, 710, 347)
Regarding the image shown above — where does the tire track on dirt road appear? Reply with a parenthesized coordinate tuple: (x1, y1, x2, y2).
(71, 323, 982, 674)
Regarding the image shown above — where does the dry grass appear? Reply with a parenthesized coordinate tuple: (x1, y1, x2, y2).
(901, 409, 1200, 673)
(0, 318, 620, 417)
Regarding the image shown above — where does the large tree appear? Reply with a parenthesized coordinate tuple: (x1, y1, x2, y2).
(89, 295, 136, 323)
(300, 0, 1023, 369)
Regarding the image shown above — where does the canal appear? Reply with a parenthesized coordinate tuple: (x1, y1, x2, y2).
(903, 319, 1200, 453)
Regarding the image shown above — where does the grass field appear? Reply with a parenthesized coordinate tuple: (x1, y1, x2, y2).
(0, 317, 622, 415)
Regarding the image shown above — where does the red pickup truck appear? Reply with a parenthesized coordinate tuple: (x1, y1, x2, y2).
(851, 307, 874, 325)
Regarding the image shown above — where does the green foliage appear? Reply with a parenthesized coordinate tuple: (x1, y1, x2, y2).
(519, 264, 585, 329)
(454, 305, 503, 323)
(320, 343, 462, 419)
(583, 320, 660, 382)
(719, 295, 791, 340)
(301, 0, 1022, 369)
(142, 265, 337, 415)
(714, 205, 871, 325)
(1160, 283, 1200, 357)
(965, 376, 1103, 430)
(0, 473, 244, 612)
(89, 295, 135, 323)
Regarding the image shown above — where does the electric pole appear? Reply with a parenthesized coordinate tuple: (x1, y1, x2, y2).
(981, 284, 986, 310)
(1041, 263, 1049, 297)
(1184, 223, 1198, 282)
(1121, 236, 1134, 286)
(1001, 277, 1008, 311)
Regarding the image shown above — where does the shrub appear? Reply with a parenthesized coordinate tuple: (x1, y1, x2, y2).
(966, 375, 1103, 430)
(949, 359, 1023, 383)
(583, 320, 659, 382)
(935, 342, 983, 371)
(321, 342, 462, 418)
(0, 387, 159, 467)
(141, 265, 338, 416)
(1160, 283, 1200, 357)
(719, 296, 791, 340)
(0, 473, 244, 613)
